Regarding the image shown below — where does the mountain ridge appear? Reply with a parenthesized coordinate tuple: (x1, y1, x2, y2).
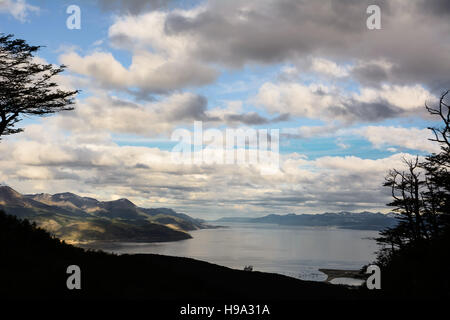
(214, 211, 398, 230)
(0, 185, 207, 243)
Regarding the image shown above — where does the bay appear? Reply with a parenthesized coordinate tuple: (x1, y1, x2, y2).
(85, 222, 380, 282)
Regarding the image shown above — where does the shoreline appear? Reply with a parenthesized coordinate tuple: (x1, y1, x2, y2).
(319, 268, 366, 283)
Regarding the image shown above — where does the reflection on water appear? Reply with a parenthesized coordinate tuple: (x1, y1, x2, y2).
(84, 222, 379, 282)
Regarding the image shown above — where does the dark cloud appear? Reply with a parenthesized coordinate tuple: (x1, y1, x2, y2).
(225, 112, 269, 125)
(419, 0, 450, 16)
(164, 0, 386, 66)
(352, 63, 390, 87)
(336, 100, 404, 123)
(95, 0, 171, 14)
(224, 112, 290, 125)
(164, 95, 216, 121)
(134, 163, 150, 169)
(163, 0, 450, 88)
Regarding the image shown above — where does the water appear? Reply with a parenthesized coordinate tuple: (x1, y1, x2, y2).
(330, 278, 365, 286)
(85, 222, 380, 282)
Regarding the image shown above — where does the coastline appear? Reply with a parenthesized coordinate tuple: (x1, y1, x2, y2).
(319, 268, 367, 283)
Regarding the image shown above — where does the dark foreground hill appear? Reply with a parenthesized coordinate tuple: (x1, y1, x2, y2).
(0, 210, 364, 300)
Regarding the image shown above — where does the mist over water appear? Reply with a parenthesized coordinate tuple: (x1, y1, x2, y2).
(87, 222, 380, 281)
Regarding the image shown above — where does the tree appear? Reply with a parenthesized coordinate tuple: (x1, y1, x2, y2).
(375, 91, 450, 296)
(423, 90, 450, 236)
(0, 34, 78, 138)
(380, 156, 425, 246)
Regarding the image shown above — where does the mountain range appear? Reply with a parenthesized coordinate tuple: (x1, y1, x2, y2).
(0, 186, 207, 244)
(215, 211, 398, 230)
(0, 185, 398, 245)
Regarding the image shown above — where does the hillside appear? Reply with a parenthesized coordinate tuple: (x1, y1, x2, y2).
(0, 186, 206, 243)
(215, 211, 398, 230)
(0, 210, 360, 300)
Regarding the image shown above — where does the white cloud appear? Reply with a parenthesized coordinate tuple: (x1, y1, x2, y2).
(51, 92, 213, 136)
(0, 116, 418, 217)
(254, 81, 435, 123)
(254, 82, 336, 119)
(354, 84, 434, 111)
(310, 58, 349, 78)
(59, 49, 217, 95)
(59, 9, 217, 96)
(0, 0, 39, 22)
(359, 126, 440, 153)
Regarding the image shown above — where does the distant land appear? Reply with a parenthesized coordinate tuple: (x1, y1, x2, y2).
(214, 212, 398, 230)
(0, 186, 210, 244)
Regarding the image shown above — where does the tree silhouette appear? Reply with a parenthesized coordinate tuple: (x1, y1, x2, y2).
(423, 90, 450, 235)
(376, 91, 450, 296)
(0, 34, 78, 138)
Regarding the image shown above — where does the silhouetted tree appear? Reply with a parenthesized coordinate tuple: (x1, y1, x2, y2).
(423, 90, 450, 236)
(378, 157, 423, 250)
(376, 91, 450, 296)
(0, 34, 78, 138)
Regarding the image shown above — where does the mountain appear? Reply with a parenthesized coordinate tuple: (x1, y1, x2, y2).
(26, 191, 205, 230)
(0, 186, 207, 243)
(29, 192, 102, 214)
(0, 186, 81, 217)
(215, 211, 398, 230)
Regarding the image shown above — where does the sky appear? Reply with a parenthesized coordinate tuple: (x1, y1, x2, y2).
(0, 0, 449, 219)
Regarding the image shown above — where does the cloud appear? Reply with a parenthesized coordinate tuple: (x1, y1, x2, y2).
(47, 92, 289, 137)
(253, 82, 433, 123)
(94, 0, 172, 14)
(254, 82, 337, 119)
(354, 84, 433, 111)
(224, 112, 286, 125)
(160, 0, 450, 90)
(0, 119, 415, 217)
(2, 0, 446, 218)
(0, 0, 39, 22)
(58, 0, 450, 108)
(51, 93, 215, 136)
(278, 57, 350, 81)
(419, 0, 450, 17)
(164, 0, 373, 66)
(59, 50, 218, 96)
(359, 126, 440, 153)
(350, 60, 393, 87)
(310, 58, 350, 78)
